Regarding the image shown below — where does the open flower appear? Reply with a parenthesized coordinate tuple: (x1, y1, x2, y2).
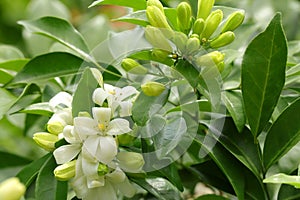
(74, 107, 131, 164)
(49, 91, 73, 112)
(92, 84, 138, 117)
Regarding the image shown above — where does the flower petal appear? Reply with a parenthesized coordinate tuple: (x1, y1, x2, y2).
(85, 182, 117, 200)
(49, 92, 72, 111)
(83, 136, 101, 160)
(116, 86, 138, 101)
(119, 101, 133, 117)
(97, 136, 118, 164)
(107, 119, 131, 136)
(53, 144, 81, 164)
(74, 117, 98, 139)
(106, 168, 126, 183)
(92, 88, 109, 106)
(115, 177, 136, 198)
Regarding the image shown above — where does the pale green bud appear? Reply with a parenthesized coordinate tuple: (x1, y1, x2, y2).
(47, 108, 72, 135)
(185, 37, 200, 54)
(190, 34, 200, 39)
(210, 31, 235, 48)
(217, 61, 225, 72)
(146, 6, 172, 30)
(197, 0, 215, 20)
(197, 51, 224, 67)
(171, 31, 188, 53)
(221, 10, 245, 33)
(97, 163, 109, 176)
(144, 26, 173, 52)
(54, 160, 76, 181)
(47, 122, 64, 135)
(152, 49, 171, 62)
(201, 9, 223, 40)
(141, 81, 165, 96)
(147, 0, 164, 13)
(117, 152, 145, 173)
(121, 58, 148, 75)
(176, 2, 192, 34)
(0, 177, 26, 200)
(193, 18, 205, 35)
(33, 132, 59, 151)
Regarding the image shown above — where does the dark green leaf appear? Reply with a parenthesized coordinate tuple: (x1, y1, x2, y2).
(18, 16, 89, 57)
(242, 13, 287, 137)
(72, 68, 99, 117)
(195, 194, 230, 200)
(278, 184, 300, 200)
(174, 59, 200, 88)
(0, 151, 31, 168)
(221, 90, 246, 132)
(263, 97, 300, 170)
(17, 153, 52, 187)
(36, 154, 67, 200)
(89, 0, 147, 10)
(10, 52, 85, 84)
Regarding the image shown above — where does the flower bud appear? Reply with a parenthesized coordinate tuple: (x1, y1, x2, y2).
(171, 31, 188, 53)
(144, 26, 173, 52)
(147, 0, 164, 13)
(121, 58, 148, 75)
(197, 51, 224, 67)
(201, 9, 223, 40)
(33, 132, 59, 151)
(0, 177, 26, 200)
(47, 122, 64, 135)
(221, 10, 245, 33)
(54, 160, 76, 181)
(193, 18, 205, 35)
(152, 49, 171, 62)
(176, 2, 192, 34)
(117, 152, 145, 173)
(141, 81, 165, 96)
(185, 37, 200, 55)
(197, 0, 215, 20)
(97, 163, 109, 176)
(210, 31, 235, 48)
(47, 109, 72, 135)
(146, 6, 172, 30)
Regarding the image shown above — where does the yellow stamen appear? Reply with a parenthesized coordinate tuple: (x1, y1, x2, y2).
(108, 90, 116, 95)
(98, 124, 106, 131)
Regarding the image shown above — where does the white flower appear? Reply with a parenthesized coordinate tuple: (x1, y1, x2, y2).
(53, 125, 82, 164)
(49, 91, 73, 112)
(92, 84, 138, 117)
(47, 108, 73, 136)
(74, 107, 131, 164)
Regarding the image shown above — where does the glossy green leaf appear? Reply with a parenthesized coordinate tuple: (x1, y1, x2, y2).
(264, 173, 300, 188)
(36, 154, 68, 200)
(278, 184, 300, 200)
(115, 10, 149, 27)
(89, 0, 147, 10)
(0, 151, 31, 168)
(0, 88, 17, 120)
(0, 45, 24, 62)
(21, 102, 53, 116)
(0, 59, 29, 71)
(210, 117, 263, 178)
(195, 194, 230, 200)
(72, 68, 99, 117)
(10, 52, 85, 84)
(242, 13, 287, 137)
(132, 89, 170, 126)
(17, 153, 52, 187)
(0, 69, 13, 84)
(263, 97, 300, 170)
(174, 59, 200, 88)
(18, 16, 89, 57)
(221, 90, 246, 132)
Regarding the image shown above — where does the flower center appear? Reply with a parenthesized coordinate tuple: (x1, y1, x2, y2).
(98, 123, 106, 132)
(108, 90, 116, 95)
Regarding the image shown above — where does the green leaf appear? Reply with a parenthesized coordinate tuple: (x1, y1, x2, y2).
(278, 184, 300, 200)
(17, 153, 52, 187)
(36, 154, 68, 200)
(0, 45, 24, 62)
(0, 69, 14, 84)
(114, 10, 149, 27)
(195, 194, 230, 200)
(132, 89, 170, 126)
(242, 13, 287, 137)
(129, 50, 175, 66)
(10, 52, 85, 84)
(221, 90, 246, 132)
(0, 59, 29, 71)
(18, 16, 89, 57)
(264, 173, 300, 188)
(21, 102, 53, 116)
(89, 0, 147, 10)
(0, 151, 31, 168)
(174, 59, 200, 88)
(210, 117, 263, 179)
(263, 97, 300, 170)
(72, 68, 99, 117)
(0, 88, 17, 120)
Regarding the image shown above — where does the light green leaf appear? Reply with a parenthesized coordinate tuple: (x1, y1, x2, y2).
(264, 173, 300, 188)
(18, 16, 90, 58)
(114, 10, 149, 27)
(0, 88, 17, 120)
(222, 90, 245, 132)
(242, 13, 287, 137)
(89, 0, 147, 10)
(0, 69, 13, 84)
(263, 97, 300, 170)
(10, 52, 85, 84)
(0, 45, 24, 62)
(21, 102, 53, 116)
(0, 59, 29, 72)
(72, 68, 99, 117)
